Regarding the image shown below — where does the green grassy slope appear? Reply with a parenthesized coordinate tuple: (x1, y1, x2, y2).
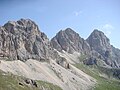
(74, 63, 120, 90)
(0, 70, 62, 90)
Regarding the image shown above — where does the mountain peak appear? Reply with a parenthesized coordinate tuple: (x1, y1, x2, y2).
(5, 18, 35, 26)
(3, 18, 40, 36)
(86, 29, 111, 56)
(64, 28, 76, 33)
(56, 28, 78, 36)
(92, 29, 101, 32)
(0, 19, 51, 61)
(92, 29, 106, 36)
(51, 28, 90, 54)
(17, 18, 36, 25)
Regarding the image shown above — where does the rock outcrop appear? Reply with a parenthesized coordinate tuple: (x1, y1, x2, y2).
(51, 28, 120, 68)
(0, 19, 120, 68)
(51, 28, 90, 54)
(86, 29, 112, 57)
(0, 19, 53, 61)
(86, 29, 120, 68)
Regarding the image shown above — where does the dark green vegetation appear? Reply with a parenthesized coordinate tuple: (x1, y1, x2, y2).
(0, 70, 62, 90)
(74, 63, 120, 90)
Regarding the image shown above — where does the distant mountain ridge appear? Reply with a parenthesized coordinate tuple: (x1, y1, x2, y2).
(0, 19, 120, 68)
(0, 19, 120, 90)
(51, 28, 120, 68)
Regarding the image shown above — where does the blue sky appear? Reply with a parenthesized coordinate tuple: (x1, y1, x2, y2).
(0, 0, 120, 49)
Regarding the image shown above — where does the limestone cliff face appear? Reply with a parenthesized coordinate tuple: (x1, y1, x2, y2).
(51, 28, 90, 54)
(0, 18, 120, 90)
(0, 19, 52, 61)
(86, 29, 120, 68)
(86, 29, 112, 56)
(0, 19, 120, 68)
(51, 28, 120, 68)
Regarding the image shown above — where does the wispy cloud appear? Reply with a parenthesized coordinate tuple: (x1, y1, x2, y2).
(105, 30, 111, 37)
(101, 24, 114, 37)
(73, 11, 82, 16)
(102, 24, 114, 30)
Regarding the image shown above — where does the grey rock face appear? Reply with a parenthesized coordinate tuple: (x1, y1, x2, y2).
(86, 29, 112, 56)
(111, 46, 120, 67)
(0, 19, 52, 61)
(0, 19, 120, 68)
(51, 28, 120, 68)
(51, 28, 90, 54)
(87, 29, 120, 68)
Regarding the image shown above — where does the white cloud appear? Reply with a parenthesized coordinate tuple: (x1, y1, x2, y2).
(102, 24, 114, 30)
(101, 24, 114, 37)
(74, 11, 82, 16)
(105, 30, 111, 37)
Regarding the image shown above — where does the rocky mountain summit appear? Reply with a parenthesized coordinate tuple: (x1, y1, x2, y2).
(51, 28, 90, 54)
(0, 19, 119, 67)
(51, 28, 120, 68)
(86, 29, 111, 55)
(0, 19, 54, 61)
(86, 29, 120, 68)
